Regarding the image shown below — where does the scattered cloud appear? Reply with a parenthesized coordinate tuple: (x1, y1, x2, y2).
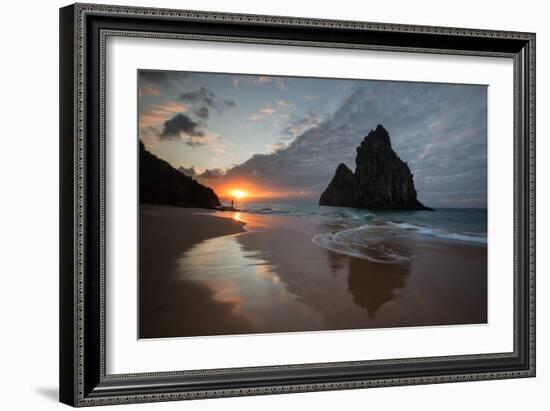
(139, 102, 188, 128)
(139, 70, 192, 88)
(140, 84, 160, 96)
(276, 99, 295, 108)
(305, 94, 319, 101)
(194, 132, 226, 150)
(198, 168, 226, 179)
(139, 127, 161, 150)
(275, 78, 288, 91)
(184, 136, 207, 147)
(178, 166, 197, 177)
(249, 105, 277, 122)
(418, 143, 434, 160)
(139, 71, 169, 85)
(232, 75, 288, 91)
(266, 142, 288, 153)
(180, 86, 216, 107)
(160, 113, 204, 140)
(249, 112, 264, 122)
(281, 112, 321, 139)
(194, 106, 210, 120)
(179, 86, 236, 117)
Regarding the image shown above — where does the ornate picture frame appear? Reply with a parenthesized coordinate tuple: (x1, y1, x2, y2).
(59, 3, 535, 407)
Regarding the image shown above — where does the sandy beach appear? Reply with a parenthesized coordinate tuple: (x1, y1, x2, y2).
(139, 205, 252, 338)
(139, 205, 487, 339)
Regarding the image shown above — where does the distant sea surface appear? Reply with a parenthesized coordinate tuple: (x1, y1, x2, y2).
(243, 203, 487, 263)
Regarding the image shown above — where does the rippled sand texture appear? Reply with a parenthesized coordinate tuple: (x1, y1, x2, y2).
(139, 206, 487, 339)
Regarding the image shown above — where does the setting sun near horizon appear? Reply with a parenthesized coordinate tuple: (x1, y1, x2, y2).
(230, 189, 248, 199)
(212, 182, 313, 202)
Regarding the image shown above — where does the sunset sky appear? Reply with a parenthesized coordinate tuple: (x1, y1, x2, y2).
(138, 70, 487, 208)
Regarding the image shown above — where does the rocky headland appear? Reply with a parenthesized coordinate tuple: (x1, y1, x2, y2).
(139, 141, 221, 208)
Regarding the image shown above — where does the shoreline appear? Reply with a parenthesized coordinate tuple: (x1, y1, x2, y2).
(139, 205, 253, 339)
(140, 204, 487, 338)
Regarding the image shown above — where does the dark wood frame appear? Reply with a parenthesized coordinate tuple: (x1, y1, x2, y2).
(60, 3, 536, 407)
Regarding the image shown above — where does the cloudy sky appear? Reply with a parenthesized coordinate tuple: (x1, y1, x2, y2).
(138, 70, 487, 208)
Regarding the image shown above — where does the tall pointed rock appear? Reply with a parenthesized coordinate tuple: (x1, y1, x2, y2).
(319, 125, 432, 211)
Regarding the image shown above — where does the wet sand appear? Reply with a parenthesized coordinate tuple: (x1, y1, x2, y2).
(139, 205, 253, 338)
(139, 205, 487, 339)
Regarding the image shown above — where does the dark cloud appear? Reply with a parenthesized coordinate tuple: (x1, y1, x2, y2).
(221, 82, 487, 208)
(194, 106, 210, 120)
(160, 113, 204, 140)
(198, 168, 225, 179)
(179, 86, 237, 117)
(139, 71, 168, 84)
(178, 166, 197, 177)
(180, 86, 216, 107)
(180, 87, 237, 117)
(139, 70, 191, 87)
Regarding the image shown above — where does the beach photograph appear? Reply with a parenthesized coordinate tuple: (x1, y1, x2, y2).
(138, 70, 488, 339)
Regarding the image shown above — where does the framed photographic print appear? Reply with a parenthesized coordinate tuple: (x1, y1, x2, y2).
(59, 3, 536, 407)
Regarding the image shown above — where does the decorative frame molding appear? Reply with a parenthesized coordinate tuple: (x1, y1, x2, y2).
(60, 3, 535, 407)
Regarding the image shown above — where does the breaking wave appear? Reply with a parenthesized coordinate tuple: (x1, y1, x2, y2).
(385, 221, 487, 244)
(312, 225, 413, 263)
(312, 220, 486, 263)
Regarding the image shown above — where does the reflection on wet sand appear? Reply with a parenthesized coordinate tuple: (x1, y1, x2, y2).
(139, 206, 256, 339)
(177, 232, 324, 333)
(346, 257, 409, 318)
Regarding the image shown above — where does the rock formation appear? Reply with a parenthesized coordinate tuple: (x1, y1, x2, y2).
(319, 125, 432, 211)
(139, 141, 220, 208)
(318, 163, 355, 207)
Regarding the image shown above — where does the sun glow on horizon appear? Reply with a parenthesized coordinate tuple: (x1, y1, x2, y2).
(230, 189, 248, 199)
(211, 181, 314, 202)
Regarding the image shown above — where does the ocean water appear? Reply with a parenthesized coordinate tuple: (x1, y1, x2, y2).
(243, 202, 487, 262)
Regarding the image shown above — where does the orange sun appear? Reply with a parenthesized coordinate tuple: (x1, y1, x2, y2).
(230, 189, 247, 199)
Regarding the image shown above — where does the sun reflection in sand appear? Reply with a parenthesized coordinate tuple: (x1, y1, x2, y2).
(176, 228, 323, 331)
